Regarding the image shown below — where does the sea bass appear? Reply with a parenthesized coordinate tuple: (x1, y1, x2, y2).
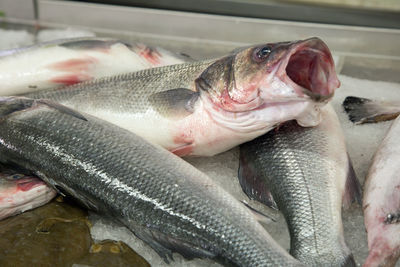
(0, 168, 56, 220)
(0, 37, 187, 95)
(363, 115, 400, 267)
(24, 37, 339, 157)
(0, 97, 304, 266)
(238, 104, 361, 266)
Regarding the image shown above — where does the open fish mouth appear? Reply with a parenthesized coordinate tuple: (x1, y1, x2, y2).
(280, 38, 339, 102)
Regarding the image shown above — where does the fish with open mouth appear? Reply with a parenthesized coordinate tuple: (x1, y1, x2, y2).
(238, 104, 361, 266)
(0, 96, 304, 266)
(0, 37, 188, 94)
(24, 37, 340, 157)
(0, 168, 56, 220)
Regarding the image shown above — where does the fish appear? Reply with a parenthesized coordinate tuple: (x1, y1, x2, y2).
(363, 115, 400, 267)
(0, 37, 188, 95)
(342, 96, 400, 124)
(0, 96, 304, 266)
(238, 104, 361, 266)
(23, 37, 340, 157)
(0, 167, 57, 220)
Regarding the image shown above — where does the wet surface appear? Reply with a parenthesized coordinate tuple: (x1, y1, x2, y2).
(0, 197, 149, 267)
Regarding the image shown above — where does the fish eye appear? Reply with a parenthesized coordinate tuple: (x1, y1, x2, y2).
(253, 46, 272, 62)
(11, 174, 24, 180)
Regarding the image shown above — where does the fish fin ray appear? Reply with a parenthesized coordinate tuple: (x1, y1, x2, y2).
(0, 97, 87, 121)
(342, 96, 400, 124)
(59, 39, 120, 50)
(238, 150, 278, 210)
(240, 200, 277, 223)
(148, 88, 199, 119)
(342, 154, 362, 209)
(170, 144, 193, 157)
(36, 99, 88, 121)
(131, 224, 216, 263)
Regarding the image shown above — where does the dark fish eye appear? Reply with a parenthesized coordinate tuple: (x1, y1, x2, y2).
(12, 174, 24, 179)
(254, 46, 272, 62)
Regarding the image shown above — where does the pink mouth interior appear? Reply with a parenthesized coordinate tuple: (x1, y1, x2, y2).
(285, 48, 335, 98)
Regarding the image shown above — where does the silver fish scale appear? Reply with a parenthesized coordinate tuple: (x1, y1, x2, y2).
(0, 103, 302, 267)
(240, 120, 351, 266)
(23, 60, 213, 115)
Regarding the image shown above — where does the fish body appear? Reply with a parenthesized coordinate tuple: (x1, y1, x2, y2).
(363, 116, 400, 267)
(0, 37, 187, 95)
(0, 97, 303, 266)
(0, 169, 56, 220)
(239, 105, 359, 266)
(24, 38, 339, 157)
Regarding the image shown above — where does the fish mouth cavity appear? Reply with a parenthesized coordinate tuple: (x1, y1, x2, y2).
(281, 38, 339, 102)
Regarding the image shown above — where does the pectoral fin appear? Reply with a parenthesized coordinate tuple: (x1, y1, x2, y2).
(342, 154, 362, 209)
(130, 223, 216, 264)
(238, 151, 278, 210)
(148, 88, 199, 119)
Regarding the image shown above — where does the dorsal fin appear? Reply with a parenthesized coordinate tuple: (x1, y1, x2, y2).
(36, 99, 87, 121)
(0, 97, 87, 121)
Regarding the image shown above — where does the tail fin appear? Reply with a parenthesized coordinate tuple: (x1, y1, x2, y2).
(342, 96, 400, 124)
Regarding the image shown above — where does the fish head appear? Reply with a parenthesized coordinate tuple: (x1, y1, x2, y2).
(195, 38, 340, 132)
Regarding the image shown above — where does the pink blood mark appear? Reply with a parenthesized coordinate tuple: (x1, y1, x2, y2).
(171, 132, 194, 157)
(16, 178, 44, 192)
(138, 46, 162, 66)
(170, 144, 193, 157)
(50, 74, 92, 86)
(48, 57, 98, 72)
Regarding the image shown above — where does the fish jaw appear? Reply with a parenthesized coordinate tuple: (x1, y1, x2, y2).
(0, 175, 56, 220)
(169, 94, 323, 156)
(275, 37, 339, 100)
(257, 38, 339, 109)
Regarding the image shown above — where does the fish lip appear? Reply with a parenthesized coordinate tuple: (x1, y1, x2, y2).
(276, 37, 339, 102)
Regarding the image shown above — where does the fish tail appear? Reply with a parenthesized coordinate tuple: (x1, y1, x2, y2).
(342, 96, 400, 124)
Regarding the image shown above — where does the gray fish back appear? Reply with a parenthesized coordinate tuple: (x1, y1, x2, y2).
(240, 119, 354, 266)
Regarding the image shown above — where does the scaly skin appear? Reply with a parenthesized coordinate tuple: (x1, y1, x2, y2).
(239, 105, 356, 266)
(0, 97, 304, 267)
